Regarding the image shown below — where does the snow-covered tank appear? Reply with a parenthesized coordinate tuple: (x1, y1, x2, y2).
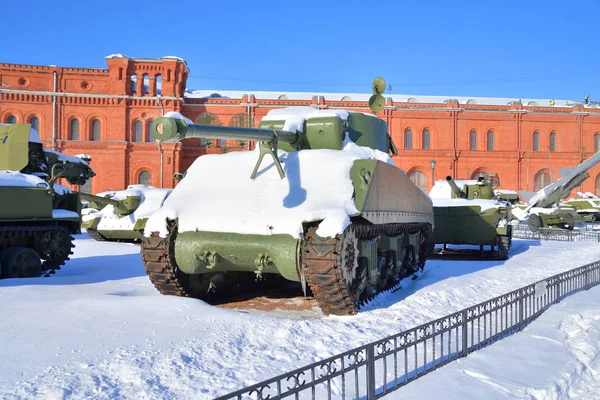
(141, 82, 434, 315)
(81, 185, 172, 242)
(0, 124, 91, 278)
(429, 175, 512, 259)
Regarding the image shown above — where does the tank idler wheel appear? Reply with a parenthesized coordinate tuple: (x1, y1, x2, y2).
(1, 247, 42, 279)
(36, 229, 73, 264)
(528, 214, 542, 232)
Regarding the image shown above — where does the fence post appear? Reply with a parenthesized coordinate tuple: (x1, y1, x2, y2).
(366, 344, 376, 400)
(556, 277, 561, 303)
(462, 310, 468, 357)
(586, 267, 590, 290)
(519, 289, 524, 332)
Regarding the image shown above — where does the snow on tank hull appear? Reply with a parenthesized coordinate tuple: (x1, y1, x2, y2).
(141, 105, 434, 316)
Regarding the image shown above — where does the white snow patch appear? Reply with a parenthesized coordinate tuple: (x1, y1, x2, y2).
(261, 106, 351, 132)
(53, 183, 71, 195)
(0, 171, 48, 187)
(105, 53, 129, 59)
(145, 135, 393, 239)
(45, 150, 90, 166)
(430, 179, 479, 198)
(162, 111, 194, 125)
(52, 209, 80, 219)
(28, 127, 42, 143)
(432, 198, 503, 213)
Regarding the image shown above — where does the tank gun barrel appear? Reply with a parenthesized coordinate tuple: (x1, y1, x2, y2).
(79, 193, 120, 208)
(446, 176, 464, 198)
(151, 117, 299, 145)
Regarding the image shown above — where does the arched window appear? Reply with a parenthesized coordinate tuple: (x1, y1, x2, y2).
(404, 129, 413, 149)
(29, 116, 39, 132)
(130, 74, 137, 94)
(91, 119, 101, 141)
(155, 75, 162, 95)
(341, 96, 352, 101)
(143, 75, 150, 94)
(133, 120, 143, 142)
(195, 112, 222, 146)
(466, 99, 477, 105)
(147, 120, 154, 142)
(470, 130, 477, 150)
(138, 170, 151, 185)
(550, 132, 557, 152)
(533, 131, 540, 151)
(487, 130, 494, 151)
(534, 170, 552, 191)
(471, 170, 489, 180)
(422, 129, 430, 149)
(596, 174, 600, 197)
(595, 133, 600, 153)
(278, 95, 288, 100)
(70, 119, 79, 140)
(408, 170, 427, 191)
(6, 115, 16, 124)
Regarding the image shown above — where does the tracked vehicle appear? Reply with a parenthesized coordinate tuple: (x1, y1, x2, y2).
(82, 185, 173, 242)
(141, 79, 434, 315)
(429, 175, 512, 260)
(0, 124, 90, 278)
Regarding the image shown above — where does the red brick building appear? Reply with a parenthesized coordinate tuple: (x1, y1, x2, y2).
(2, 55, 600, 196)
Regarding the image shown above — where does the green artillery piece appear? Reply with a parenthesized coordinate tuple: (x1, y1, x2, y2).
(517, 150, 600, 231)
(0, 123, 83, 279)
(82, 186, 172, 242)
(141, 78, 434, 316)
(429, 174, 512, 259)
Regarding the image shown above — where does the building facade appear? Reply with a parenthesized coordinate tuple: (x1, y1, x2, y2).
(2, 55, 600, 196)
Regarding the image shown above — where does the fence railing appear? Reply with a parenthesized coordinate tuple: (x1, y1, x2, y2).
(511, 223, 600, 242)
(215, 260, 600, 400)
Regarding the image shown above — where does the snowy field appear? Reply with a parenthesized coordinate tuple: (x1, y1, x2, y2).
(1, 235, 600, 399)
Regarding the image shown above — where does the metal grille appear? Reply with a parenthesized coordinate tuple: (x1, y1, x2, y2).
(216, 260, 600, 400)
(511, 223, 600, 242)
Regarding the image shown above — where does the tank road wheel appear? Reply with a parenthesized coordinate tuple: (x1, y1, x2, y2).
(141, 221, 213, 299)
(35, 227, 75, 272)
(497, 234, 510, 260)
(302, 225, 366, 315)
(1, 247, 42, 279)
(86, 228, 107, 242)
(528, 214, 542, 232)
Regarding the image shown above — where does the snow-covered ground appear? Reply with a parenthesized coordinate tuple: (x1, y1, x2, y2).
(0, 235, 599, 399)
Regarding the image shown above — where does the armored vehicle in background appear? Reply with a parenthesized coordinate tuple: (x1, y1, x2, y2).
(565, 192, 600, 221)
(0, 124, 90, 279)
(515, 151, 600, 231)
(429, 175, 512, 259)
(141, 80, 434, 315)
(82, 185, 173, 242)
(495, 189, 522, 205)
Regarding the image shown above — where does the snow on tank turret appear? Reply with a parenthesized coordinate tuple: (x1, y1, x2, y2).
(140, 79, 435, 316)
(81, 184, 173, 242)
(429, 174, 512, 259)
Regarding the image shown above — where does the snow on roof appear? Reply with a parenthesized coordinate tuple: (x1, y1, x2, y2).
(163, 111, 193, 125)
(84, 186, 173, 230)
(429, 179, 477, 198)
(161, 56, 186, 63)
(0, 171, 49, 187)
(495, 189, 518, 195)
(145, 133, 394, 239)
(185, 89, 590, 108)
(105, 54, 129, 59)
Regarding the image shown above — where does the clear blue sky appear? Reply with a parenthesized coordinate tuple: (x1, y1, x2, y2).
(3, 0, 599, 100)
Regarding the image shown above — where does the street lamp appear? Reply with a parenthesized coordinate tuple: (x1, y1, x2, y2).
(430, 159, 437, 189)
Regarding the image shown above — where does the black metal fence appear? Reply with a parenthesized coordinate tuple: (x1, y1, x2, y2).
(215, 260, 600, 400)
(511, 223, 600, 242)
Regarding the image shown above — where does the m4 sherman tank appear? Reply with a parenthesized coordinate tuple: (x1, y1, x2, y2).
(0, 123, 89, 279)
(82, 185, 173, 242)
(141, 88, 433, 315)
(429, 175, 512, 259)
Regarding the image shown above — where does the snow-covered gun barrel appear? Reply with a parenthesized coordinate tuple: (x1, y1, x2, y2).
(446, 176, 465, 198)
(79, 192, 141, 216)
(150, 102, 397, 180)
(141, 78, 434, 316)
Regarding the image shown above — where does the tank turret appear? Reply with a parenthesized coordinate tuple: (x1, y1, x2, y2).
(140, 79, 434, 316)
(80, 192, 141, 216)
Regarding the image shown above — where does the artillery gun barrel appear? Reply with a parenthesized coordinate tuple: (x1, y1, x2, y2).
(79, 192, 120, 208)
(446, 176, 463, 197)
(151, 117, 299, 144)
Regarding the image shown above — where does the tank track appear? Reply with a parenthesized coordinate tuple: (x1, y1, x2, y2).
(86, 228, 107, 242)
(0, 225, 74, 276)
(302, 223, 430, 316)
